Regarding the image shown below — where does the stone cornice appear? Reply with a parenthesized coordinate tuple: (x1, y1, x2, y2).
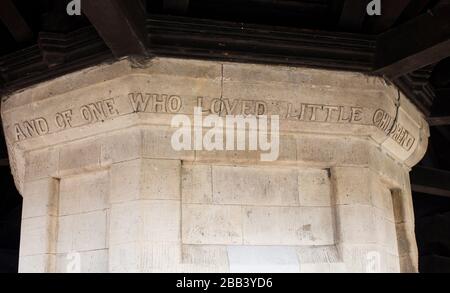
(1, 58, 430, 194)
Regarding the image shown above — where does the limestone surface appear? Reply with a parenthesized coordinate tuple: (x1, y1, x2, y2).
(1, 57, 428, 273)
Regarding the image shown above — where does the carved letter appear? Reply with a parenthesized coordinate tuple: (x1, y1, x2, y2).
(129, 93, 150, 112)
(167, 95, 182, 113)
(14, 124, 26, 141)
(351, 107, 363, 123)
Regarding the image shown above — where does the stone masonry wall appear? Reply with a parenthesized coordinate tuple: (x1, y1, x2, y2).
(1, 57, 428, 273)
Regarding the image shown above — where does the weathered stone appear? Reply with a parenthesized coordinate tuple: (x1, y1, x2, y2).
(227, 246, 300, 273)
(110, 159, 181, 203)
(59, 141, 101, 174)
(242, 206, 334, 246)
(212, 165, 299, 206)
(25, 148, 59, 181)
(22, 178, 58, 219)
(335, 205, 378, 244)
(109, 200, 181, 245)
(298, 169, 331, 207)
(182, 204, 243, 245)
(20, 216, 57, 256)
(181, 164, 213, 204)
(57, 210, 108, 254)
(56, 250, 109, 273)
(19, 254, 55, 273)
(59, 170, 109, 216)
(1, 57, 429, 273)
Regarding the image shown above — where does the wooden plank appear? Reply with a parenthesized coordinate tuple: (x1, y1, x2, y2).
(163, 0, 190, 14)
(398, 0, 433, 21)
(338, 0, 370, 32)
(147, 14, 376, 72)
(428, 116, 450, 126)
(411, 166, 450, 197)
(374, 2, 450, 79)
(0, 0, 33, 43)
(82, 0, 148, 57)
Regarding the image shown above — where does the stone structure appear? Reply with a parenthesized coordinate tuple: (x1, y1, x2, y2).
(1, 57, 429, 273)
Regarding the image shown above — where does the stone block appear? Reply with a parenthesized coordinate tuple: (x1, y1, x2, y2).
(56, 249, 109, 273)
(373, 209, 398, 255)
(25, 148, 59, 181)
(296, 245, 341, 264)
(59, 170, 109, 216)
(109, 200, 180, 246)
(110, 159, 141, 203)
(194, 149, 261, 165)
(332, 167, 372, 206)
(396, 222, 418, 257)
(335, 205, 377, 244)
(277, 135, 297, 162)
(212, 165, 299, 206)
(109, 242, 181, 273)
(242, 206, 334, 246)
(143, 127, 195, 161)
(19, 254, 56, 273)
(182, 245, 229, 267)
(298, 169, 331, 207)
(339, 244, 400, 273)
(181, 164, 213, 204)
(57, 210, 108, 254)
(371, 180, 395, 222)
(110, 159, 181, 203)
(20, 216, 57, 256)
(296, 135, 370, 166)
(182, 204, 243, 245)
(22, 178, 58, 219)
(399, 253, 418, 273)
(141, 159, 181, 200)
(59, 141, 101, 173)
(101, 129, 141, 164)
(227, 246, 300, 273)
(392, 188, 415, 224)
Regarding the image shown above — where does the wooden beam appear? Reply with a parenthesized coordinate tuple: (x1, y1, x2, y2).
(429, 86, 450, 122)
(398, 0, 433, 21)
(163, 0, 190, 14)
(365, 0, 412, 33)
(431, 58, 450, 87)
(0, 0, 33, 43)
(428, 116, 450, 126)
(338, 0, 370, 32)
(147, 15, 376, 72)
(82, 0, 148, 57)
(374, 1, 450, 79)
(0, 159, 9, 167)
(411, 166, 450, 197)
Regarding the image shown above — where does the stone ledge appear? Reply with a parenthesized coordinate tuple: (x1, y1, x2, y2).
(1, 57, 429, 195)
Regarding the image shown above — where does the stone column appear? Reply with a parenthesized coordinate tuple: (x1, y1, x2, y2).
(1, 57, 428, 273)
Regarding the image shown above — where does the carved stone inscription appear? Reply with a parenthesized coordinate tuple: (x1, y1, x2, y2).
(14, 97, 120, 141)
(10, 91, 418, 150)
(373, 109, 416, 151)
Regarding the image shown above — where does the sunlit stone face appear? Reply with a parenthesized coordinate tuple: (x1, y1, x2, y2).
(1, 57, 429, 273)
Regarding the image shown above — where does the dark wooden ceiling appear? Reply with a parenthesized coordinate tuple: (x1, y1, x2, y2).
(0, 0, 448, 114)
